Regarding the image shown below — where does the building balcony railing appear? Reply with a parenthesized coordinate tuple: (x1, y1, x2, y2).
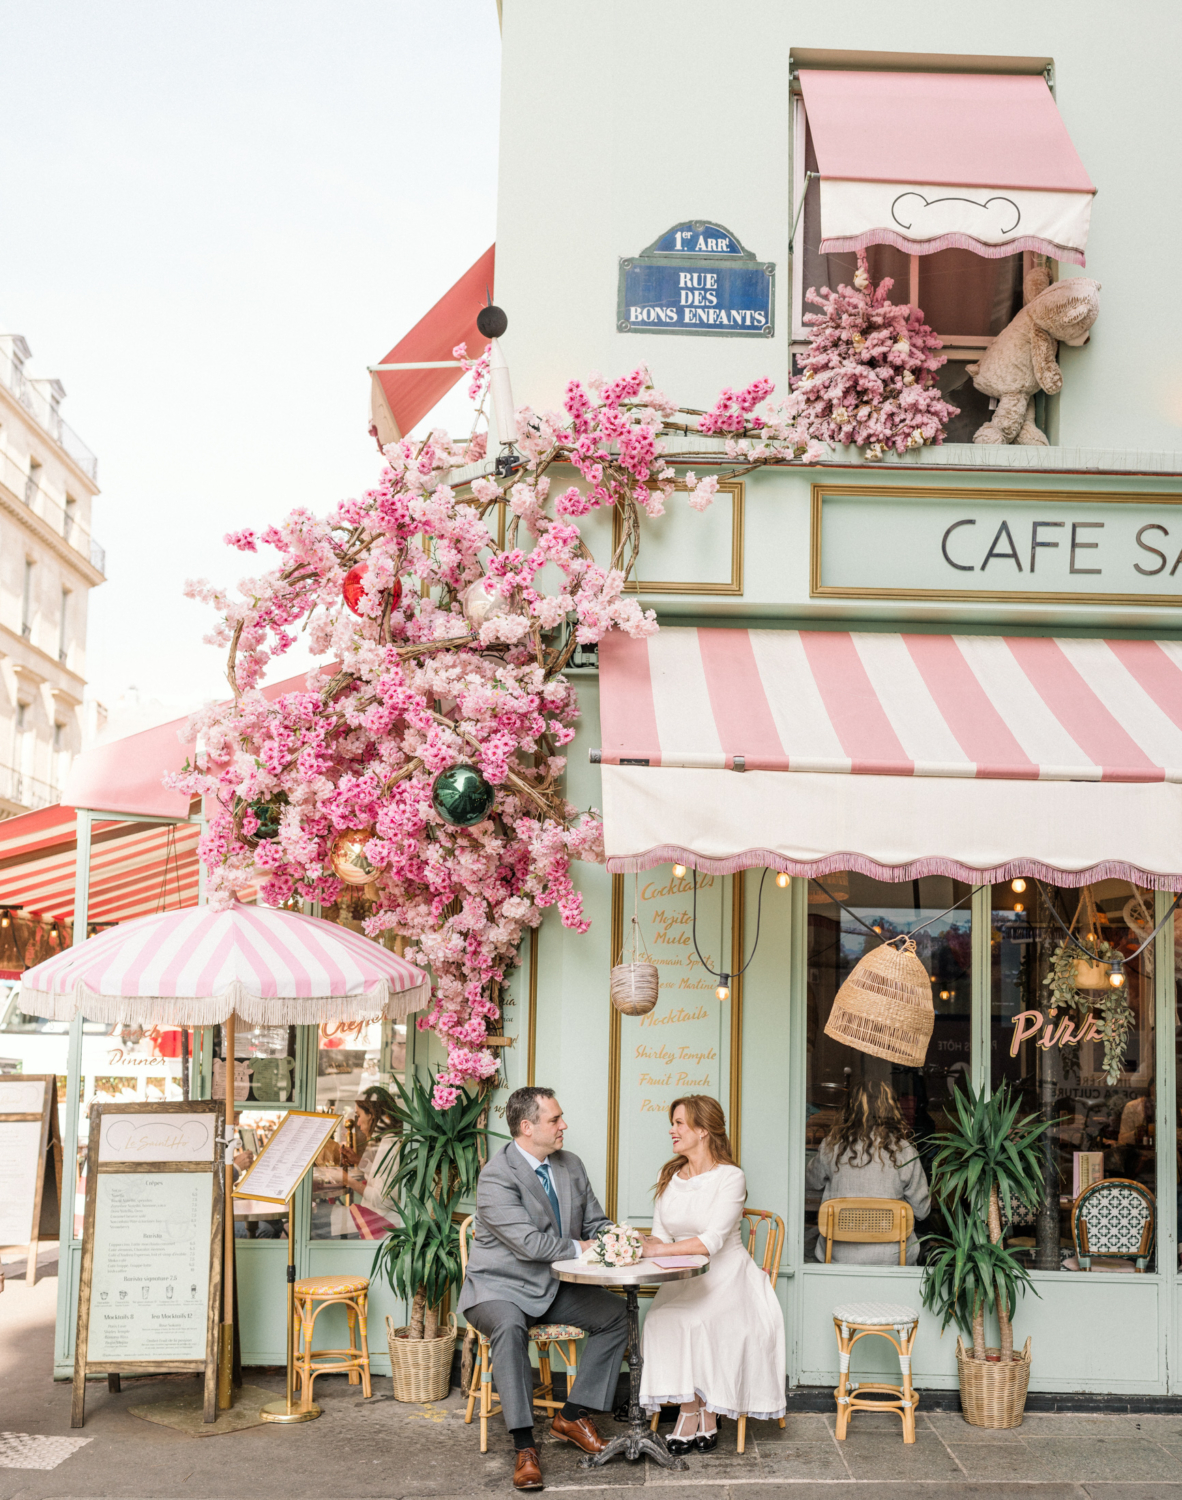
(0, 346, 98, 482)
(0, 447, 106, 576)
(0, 762, 58, 812)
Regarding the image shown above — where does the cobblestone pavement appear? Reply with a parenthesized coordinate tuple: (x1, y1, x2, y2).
(4, 1262, 1182, 1499)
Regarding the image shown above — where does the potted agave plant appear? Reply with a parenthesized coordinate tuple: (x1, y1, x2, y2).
(371, 1070, 486, 1402)
(920, 1082, 1050, 1428)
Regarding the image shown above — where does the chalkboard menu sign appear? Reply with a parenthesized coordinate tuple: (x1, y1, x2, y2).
(0, 1074, 63, 1284)
(72, 1100, 224, 1428)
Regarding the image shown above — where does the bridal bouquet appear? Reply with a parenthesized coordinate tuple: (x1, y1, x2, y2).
(581, 1222, 645, 1268)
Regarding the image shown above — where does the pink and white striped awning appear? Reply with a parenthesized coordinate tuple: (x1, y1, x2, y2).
(596, 628, 1182, 889)
(19, 901, 431, 1026)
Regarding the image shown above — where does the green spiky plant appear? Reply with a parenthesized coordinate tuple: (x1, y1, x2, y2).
(920, 1081, 1050, 1361)
(371, 1070, 487, 1340)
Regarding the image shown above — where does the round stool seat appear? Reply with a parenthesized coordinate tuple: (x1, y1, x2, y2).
(527, 1322, 586, 1340)
(295, 1274, 370, 1297)
(833, 1300, 918, 1326)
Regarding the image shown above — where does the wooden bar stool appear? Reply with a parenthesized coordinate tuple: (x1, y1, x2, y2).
(832, 1301, 919, 1443)
(293, 1273, 373, 1411)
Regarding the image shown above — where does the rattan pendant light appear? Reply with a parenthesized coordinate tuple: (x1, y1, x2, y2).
(824, 936, 934, 1067)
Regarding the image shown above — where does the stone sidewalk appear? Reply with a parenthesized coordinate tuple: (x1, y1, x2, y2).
(4, 1262, 1182, 1499)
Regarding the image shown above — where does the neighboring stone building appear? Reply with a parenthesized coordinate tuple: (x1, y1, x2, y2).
(0, 331, 104, 818)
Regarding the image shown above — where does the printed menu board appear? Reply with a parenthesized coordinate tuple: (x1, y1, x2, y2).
(0, 1075, 62, 1283)
(233, 1110, 340, 1205)
(87, 1174, 212, 1361)
(72, 1100, 223, 1428)
(614, 870, 732, 1222)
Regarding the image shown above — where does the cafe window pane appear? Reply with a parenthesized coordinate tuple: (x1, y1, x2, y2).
(805, 873, 972, 1265)
(991, 879, 1156, 1272)
(214, 1023, 297, 1105)
(310, 1020, 400, 1240)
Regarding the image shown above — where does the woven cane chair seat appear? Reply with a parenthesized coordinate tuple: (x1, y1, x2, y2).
(295, 1274, 369, 1297)
(833, 1300, 918, 1327)
(1072, 1179, 1155, 1270)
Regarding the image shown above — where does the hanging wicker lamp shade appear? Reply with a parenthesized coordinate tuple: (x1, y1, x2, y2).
(824, 937, 934, 1067)
(610, 961, 659, 1016)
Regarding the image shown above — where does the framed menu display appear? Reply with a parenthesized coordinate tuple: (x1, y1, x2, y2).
(0, 1074, 63, 1284)
(233, 1110, 340, 1205)
(72, 1100, 224, 1428)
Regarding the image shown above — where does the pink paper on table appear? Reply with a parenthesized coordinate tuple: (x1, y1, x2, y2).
(653, 1256, 706, 1268)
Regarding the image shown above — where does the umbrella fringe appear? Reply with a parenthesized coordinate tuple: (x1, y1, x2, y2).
(18, 977, 432, 1026)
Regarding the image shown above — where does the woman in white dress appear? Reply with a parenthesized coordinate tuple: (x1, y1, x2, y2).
(639, 1095, 786, 1455)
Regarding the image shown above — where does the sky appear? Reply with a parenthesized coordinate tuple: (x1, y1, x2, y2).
(0, 0, 501, 738)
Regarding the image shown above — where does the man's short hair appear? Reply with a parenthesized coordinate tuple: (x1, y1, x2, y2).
(506, 1086, 556, 1138)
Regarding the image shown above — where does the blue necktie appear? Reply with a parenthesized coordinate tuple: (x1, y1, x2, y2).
(536, 1163, 561, 1232)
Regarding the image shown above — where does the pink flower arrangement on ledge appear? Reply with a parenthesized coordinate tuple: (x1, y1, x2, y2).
(171, 349, 956, 1106)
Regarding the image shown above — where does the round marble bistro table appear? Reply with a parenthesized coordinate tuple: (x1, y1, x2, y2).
(551, 1254, 708, 1470)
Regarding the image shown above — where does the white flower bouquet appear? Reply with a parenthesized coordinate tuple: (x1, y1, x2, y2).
(581, 1222, 645, 1268)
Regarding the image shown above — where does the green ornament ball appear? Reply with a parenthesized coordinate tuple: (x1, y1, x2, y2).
(432, 764, 496, 827)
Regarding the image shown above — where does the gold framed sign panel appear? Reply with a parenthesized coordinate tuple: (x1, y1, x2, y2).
(0, 1074, 63, 1285)
(810, 483, 1182, 606)
(72, 1100, 224, 1429)
(605, 870, 746, 1222)
(614, 480, 745, 595)
(231, 1109, 341, 1205)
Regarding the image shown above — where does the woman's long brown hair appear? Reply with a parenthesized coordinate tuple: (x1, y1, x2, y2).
(654, 1094, 738, 1199)
(824, 1080, 911, 1168)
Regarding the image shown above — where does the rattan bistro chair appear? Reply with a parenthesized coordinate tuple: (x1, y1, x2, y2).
(818, 1198, 919, 1444)
(1071, 1178, 1156, 1271)
(648, 1207, 788, 1454)
(459, 1215, 585, 1453)
(818, 1197, 914, 1266)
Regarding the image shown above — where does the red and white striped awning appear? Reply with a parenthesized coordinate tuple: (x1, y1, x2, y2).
(0, 806, 200, 926)
(596, 628, 1182, 888)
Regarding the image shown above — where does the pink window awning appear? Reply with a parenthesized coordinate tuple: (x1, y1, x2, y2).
(594, 628, 1182, 888)
(799, 70, 1095, 264)
(370, 244, 495, 445)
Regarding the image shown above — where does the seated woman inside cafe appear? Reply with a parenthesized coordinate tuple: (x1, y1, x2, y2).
(806, 1081, 931, 1263)
(312, 1085, 401, 1238)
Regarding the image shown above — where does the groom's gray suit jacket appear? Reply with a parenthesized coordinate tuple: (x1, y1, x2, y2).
(458, 1143, 612, 1319)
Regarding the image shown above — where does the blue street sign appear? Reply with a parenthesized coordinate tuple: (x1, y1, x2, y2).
(618, 220, 775, 338)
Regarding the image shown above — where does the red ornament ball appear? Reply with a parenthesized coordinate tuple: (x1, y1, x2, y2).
(342, 564, 402, 616)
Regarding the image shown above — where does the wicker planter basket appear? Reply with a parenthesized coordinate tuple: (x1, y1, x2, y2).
(956, 1336, 1032, 1428)
(823, 937, 934, 1067)
(386, 1313, 457, 1403)
(610, 961, 659, 1015)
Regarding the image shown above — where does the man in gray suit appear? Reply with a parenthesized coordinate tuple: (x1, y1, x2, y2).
(459, 1086, 628, 1490)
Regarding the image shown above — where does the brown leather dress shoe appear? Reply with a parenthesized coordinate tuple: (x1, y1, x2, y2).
(513, 1448, 543, 1490)
(550, 1412, 607, 1455)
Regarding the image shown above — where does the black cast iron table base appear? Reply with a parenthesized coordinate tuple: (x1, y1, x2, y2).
(579, 1286, 687, 1471)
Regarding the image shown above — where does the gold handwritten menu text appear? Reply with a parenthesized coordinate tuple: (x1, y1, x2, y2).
(617, 870, 728, 1220)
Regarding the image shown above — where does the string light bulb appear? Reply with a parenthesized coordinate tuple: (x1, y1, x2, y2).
(672, 864, 687, 878)
(715, 973, 731, 1002)
(1013, 902, 1024, 914)
(776, 872, 790, 889)
(939, 989, 952, 1001)
(1011, 878, 1026, 893)
(0, 911, 8, 928)
(1108, 956, 1126, 989)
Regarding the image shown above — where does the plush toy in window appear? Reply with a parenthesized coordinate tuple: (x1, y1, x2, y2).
(968, 266, 1100, 445)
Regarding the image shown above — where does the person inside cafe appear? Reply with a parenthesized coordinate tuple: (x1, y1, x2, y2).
(639, 1095, 786, 1455)
(313, 1085, 402, 1236)
(806, 1080, 931, 1263)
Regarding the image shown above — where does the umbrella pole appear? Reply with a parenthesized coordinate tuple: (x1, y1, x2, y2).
(218, 1012, 236, 1410)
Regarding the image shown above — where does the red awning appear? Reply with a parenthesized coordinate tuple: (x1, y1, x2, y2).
(370, 244, 495, 444)
(0, 806, 200, 925)
(799, 70, 1095, 263)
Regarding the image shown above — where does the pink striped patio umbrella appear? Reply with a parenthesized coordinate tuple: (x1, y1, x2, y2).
(18, 901, 430, 1025)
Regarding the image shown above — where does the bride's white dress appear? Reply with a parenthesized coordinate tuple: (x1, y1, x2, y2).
(639, 1163, 786, 1420)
